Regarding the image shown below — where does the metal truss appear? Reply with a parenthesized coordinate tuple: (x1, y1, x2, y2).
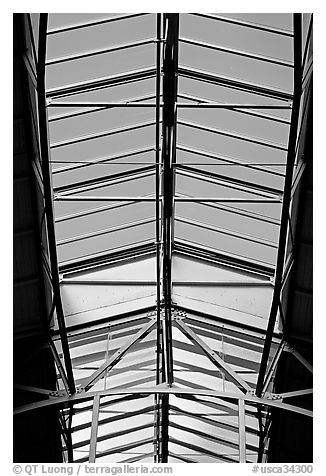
(30, 13, 76, 395)
(256, 14, 310, 398)
(18, 12, 312, 464)
(14, 307, 312, 464)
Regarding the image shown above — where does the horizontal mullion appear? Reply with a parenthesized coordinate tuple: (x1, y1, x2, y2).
(48, 101, 159, 108)
(176, 216, 278, 248)
(74, 437, 153, 463)
(48, 94, 159, 122)
(176, 144, 285, 178)
(175, 163, 286, 167)
(180, 37, 293, 68)
(53, 166, 155, 195)
(175, 237, 275, 270)
(71, 422, 153, 451)
(191, 14, 294, 37)
(47, 14, 150, 35)
(58, 239, 155, 268)
(180, 198, 281, 226)
(50, 120, 156, 149)
(169, 436, 237, 463)
(49, 101, 292, 110)
(46, 39, 155, 66)
(46, 67, 156, 99)
(178, 120, 288, 151)
(54, 195, 159, 202)
(52, 147, 155, 175)
(178, 93, 291, 125)
(55, 198, 152, 223)
(178, 66, 293, 101)
(176, 164, 282, 197)
(57, 217, 155, 246)
(54, 195, 280, 203)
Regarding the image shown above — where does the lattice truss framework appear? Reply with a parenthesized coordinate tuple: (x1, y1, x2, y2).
(14, 13, 313, 463)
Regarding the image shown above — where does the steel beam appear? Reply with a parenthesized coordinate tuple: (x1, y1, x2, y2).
(54, 195, 279, 203)
(14, 386, 313, 418)
(178, 120, 288, 151)
(175, 197, 281, 203)
(175, 319, 252, 393)
(48, 95, 158, 122)
(56, 217, 155, 247)
(169, 437, 237, 462)
(75, 422, 153, 451)
(48, 101, 159, 107)
(54, 195, 158, 202)
(256, 14, 303, 397)
(176, 164, 282, 196)
(178, 66, 293, 101)
(170, 420, 254, 452)
(262, 339, 285, 394)
(47, 14, 149, 35)
(238, 399, 246, 462)
(176, 144, 286, 178)
(191, 14, 293, 37)
(60, 278, 272, 286)
(279, 388, 312, 399)
(76, 438, 154, 463)
(155, 13, 163, 388)
(168, 452, 197, 463)
(89, 395, 100, 463)
(50, 120, 156, 149)
(72, 404, 154, 433)
(37, 14, 75, 394)
(82, 320, 155, 392)
(175, 238, 275, 276)
(169, 403, 259, 436)
(177, 94, 291, 127)
(46, 39, 155, 66)
(52, 146, 155, 175)
(176, 216, 277, 249)
(174, 188, 281, 225)
(54, 165, 155, 195)
(13, 384, 57, 396)
(46, 67, 156, 99)
(49, 101, 293, 109)
(283, 344, 313, 374)
(160, 393, 169, 463)
(161, 13, 179, 388)
(55, 197, 151, 223)
(180, 37, 293, 68)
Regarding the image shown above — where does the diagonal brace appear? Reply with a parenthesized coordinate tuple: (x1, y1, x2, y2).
(175, 319, 252, 393)
(82, 320, 155, 392)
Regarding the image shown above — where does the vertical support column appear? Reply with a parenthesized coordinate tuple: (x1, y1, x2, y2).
(89, 395, 100, 463)
(238, 399, 246, 463)
(155, 14, 179, 463)
(161, 13, 179, 388)
(37, 14, 76, 395)
(155, 13, 163, 388)
(256, 14, 302, 397)
(154, 14, 163, 464)
(159, 393, 169, 463)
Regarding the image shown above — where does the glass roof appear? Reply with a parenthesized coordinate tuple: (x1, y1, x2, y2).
(45, 13, 295, 271)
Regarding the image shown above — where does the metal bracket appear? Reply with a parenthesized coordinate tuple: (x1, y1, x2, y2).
(172, 308, 187, 319)
(283, 342, 295, 353)
(263, 392, 283, 400)
(49, 390, 69, 398)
